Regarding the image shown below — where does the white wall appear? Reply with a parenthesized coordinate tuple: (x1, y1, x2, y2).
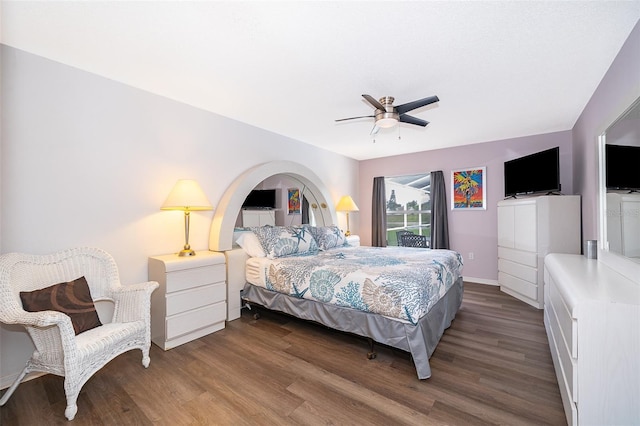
(0, 45, 358, 387)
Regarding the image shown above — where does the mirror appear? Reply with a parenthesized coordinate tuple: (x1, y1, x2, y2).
(600, 96, 640, 269)
(236, 174, 328, 228)
(209, 160, 337, 252)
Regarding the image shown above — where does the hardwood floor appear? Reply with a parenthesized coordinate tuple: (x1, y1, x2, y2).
(0, 283, 566, 425)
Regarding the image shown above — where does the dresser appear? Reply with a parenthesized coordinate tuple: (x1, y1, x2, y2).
(148, 251, 226, 350)
(241, 209, 275, 227)
(497, 195, 580, 308)
(544, 253, 640, 425)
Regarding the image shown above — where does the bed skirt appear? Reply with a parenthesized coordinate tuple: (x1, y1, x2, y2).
(241, 276, 464, 379)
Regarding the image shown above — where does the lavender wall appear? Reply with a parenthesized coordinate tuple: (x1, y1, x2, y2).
(359, 131, 573, 283)
(358, 20, 640, 284)
(573, 20, 640, 241)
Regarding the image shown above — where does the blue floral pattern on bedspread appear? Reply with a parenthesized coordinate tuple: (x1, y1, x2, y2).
(260, 246, 463, 324)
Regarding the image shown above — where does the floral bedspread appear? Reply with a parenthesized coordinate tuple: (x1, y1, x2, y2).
(253, 246, 464, 324)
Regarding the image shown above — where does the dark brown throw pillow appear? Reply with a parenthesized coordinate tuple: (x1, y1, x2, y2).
(20, 276, 102, 335)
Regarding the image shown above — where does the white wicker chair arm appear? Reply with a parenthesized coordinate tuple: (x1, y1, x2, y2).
(112, 281, 158, 323)
(5, 308, 73, 329)
(18, 310, 78, 357)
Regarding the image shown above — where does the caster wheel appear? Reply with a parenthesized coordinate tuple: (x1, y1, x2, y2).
(367, 352, 377, 360)
(253, 312, 261, 320)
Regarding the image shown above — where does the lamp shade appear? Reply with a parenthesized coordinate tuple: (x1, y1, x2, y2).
(336, 195, 359, 212)
(161, 179, 213, 211)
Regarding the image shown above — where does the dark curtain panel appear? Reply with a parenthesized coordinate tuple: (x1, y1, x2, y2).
(372, 176, 387, 247)
(430, 170, 450, 249)
(302, 196, 310, 224)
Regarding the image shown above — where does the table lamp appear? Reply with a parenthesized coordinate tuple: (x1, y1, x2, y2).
(161, 179, 213, 256)
(336, 195, 359, 236)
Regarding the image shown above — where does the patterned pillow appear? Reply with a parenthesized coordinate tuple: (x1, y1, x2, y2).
(20, 276, 102, 335)
(309, 225, 347, 250)
(251, 225, 319, 259)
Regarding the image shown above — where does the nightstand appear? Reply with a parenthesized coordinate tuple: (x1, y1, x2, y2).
(148, 251, 226, 350)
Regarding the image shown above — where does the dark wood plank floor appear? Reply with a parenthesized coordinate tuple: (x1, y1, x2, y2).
(0, 283, 566, 425)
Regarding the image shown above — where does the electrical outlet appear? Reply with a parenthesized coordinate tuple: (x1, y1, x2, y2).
(468, 252, 474, 260)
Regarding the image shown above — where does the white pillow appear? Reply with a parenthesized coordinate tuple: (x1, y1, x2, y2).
(235, 232, 266, 258)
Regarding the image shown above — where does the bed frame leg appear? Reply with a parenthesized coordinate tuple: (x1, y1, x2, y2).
(367, 338, 377, 360)
(242, 301, 261, 320)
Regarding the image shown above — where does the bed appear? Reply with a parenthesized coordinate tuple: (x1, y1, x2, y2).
(225, 225, 464, 379)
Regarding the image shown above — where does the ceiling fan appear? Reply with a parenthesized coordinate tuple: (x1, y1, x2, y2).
(336, 94, 439, 135)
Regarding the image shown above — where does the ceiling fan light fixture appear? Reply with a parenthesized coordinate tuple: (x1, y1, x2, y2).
(375, 110, 399, 128)
(335, 94, 439, 133)
(376, 117, 398, 128)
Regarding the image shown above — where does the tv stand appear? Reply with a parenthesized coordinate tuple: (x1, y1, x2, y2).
(242, 210, 275, 227)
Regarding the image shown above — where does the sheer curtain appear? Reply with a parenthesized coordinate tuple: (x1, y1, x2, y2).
(430, 170, 450, 249)
(371, 176, 387, 247)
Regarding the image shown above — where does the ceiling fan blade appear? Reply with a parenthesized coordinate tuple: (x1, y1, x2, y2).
(335, 115, 374, 122)
(399, 114, 429, 127)
(362, 94, 386, 111)
(370, 124, 380, 135)
(395, 95, 439, 115)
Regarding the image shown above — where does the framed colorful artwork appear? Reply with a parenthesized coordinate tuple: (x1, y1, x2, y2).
(451, 167, 486, 210)
(288, 188, 301, 214)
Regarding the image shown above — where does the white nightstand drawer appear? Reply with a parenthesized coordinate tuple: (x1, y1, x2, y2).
(166, 301, 226, 340)
(166, 264, 225, 293)
(166, 282, 226, 316)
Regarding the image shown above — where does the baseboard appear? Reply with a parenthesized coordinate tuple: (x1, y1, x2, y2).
(1, 371, 44, 391)
(463, 276, 498, 286)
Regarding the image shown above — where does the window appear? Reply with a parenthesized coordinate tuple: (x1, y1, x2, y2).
(385, 173, 431, 245)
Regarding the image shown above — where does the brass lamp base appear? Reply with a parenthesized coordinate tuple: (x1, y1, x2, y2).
(178, 211, 196, 256)
(344, 212, 352, 237)
(178, 248, 196, 257)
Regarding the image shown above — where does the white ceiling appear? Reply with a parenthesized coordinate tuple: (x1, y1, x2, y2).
(2, 1, 640, 160)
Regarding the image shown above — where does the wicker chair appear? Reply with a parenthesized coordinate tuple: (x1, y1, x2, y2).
(400, 234, 430, 248)
(396, 230, 413, 246)
(0, 247, 158, 420)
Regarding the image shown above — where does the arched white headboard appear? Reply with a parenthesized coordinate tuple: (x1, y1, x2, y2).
(209, 160, 337, 251)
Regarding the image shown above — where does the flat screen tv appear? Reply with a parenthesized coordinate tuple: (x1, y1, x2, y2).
(242, 189, 276, 209)
(605, 144, 640, 191)
(504, 147, 560, 197)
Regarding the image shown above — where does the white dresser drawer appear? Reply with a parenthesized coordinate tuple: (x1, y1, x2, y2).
(498, 271, 537, 300)
(166, 301, 226, 340)
(166, 281, 226, 316)
(548, 277, 577, 358)
(166, 264, 225, 293)
(498, 246, 537, 268)
(546, 302, 577, 402)
(545, 309, 578, 426)
(498, 258, 537, 284)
